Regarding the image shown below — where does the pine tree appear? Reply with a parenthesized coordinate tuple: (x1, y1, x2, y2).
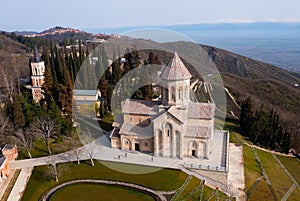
(240, 97, 253, 136)
(111, 46, 121, 85)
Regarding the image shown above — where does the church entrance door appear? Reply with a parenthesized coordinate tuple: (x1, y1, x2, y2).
(192, 150, 196, 157)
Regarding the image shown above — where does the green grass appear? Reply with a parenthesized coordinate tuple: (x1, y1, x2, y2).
(175, 176, 200, 201)
(277, 155, 300, 185)
(243, 145, 262, 192)
(247, 180, 273, 201)
(22, 160, 187, 201)
(287, 188, 300, 201)
(256, 149, 293, 200)
(50, 183, 155, 201)
(18, 137, 77, 159)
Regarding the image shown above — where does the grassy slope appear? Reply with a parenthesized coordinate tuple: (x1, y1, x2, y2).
(277, 155, 300, 185)
(229, 120, 300, 201)
(256, 149, 293, 200)
(242, 145, 261, 192)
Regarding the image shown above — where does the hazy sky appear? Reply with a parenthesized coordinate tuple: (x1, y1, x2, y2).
(1, 0, 300, 31)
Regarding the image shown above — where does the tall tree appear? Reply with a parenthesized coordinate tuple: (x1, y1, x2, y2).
(111, 46, 121, 85)
(13, 96, 25, 129)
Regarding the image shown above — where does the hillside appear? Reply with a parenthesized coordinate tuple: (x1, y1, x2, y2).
(97, 37, 299, 147)
(27, 26, 111, 44)
(0, 34, 31, 88)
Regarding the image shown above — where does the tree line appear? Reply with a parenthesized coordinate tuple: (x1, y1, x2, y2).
(240, 97, 291, 153)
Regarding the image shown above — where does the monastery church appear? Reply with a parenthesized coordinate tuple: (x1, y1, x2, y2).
(110, 52, 216, 159)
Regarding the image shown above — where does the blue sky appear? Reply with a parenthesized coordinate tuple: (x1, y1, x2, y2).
(1, 0, 300, 31)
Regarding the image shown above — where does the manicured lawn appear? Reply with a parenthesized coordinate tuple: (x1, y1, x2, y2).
(247, 180, 273, 201)
(175, 176, 200, 201)
(256, 149, 293, 200)
(22, 160, 187, 201)
(50, 183, 155, 201)
(243, 145, 262, 192)
(277, 155, 300, 185)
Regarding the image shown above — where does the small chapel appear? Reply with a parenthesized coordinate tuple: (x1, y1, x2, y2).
(110, 52, 215, 159)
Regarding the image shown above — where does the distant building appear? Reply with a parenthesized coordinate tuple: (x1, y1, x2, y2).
(31, 48, 45, 102)
(73, 90, 102, 106)
(0, 144, 18, 183)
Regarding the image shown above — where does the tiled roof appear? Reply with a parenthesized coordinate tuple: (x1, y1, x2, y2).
(187, 102, 215, 119)
(73, 90, 98, 96)
(186, 126, 211, 138)
(160, 52, 192, 81)
(120, 123, 153, 137)
(122, 99, 159, 115)
(110, 128, 120, 138)
(167, 106, 187, 123)
(2, 144, 14, 150)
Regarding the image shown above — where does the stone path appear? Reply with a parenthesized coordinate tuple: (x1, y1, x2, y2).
(282, 184, 296, 201)
(0, 169, 16, 200)
(7, 168, 33, 201)
(42, 179, 175, 201)
(228, 144, 246, 201)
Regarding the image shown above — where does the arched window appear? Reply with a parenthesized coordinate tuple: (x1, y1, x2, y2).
(165, 123, 172, 137)
(192, 141, 197, 148)
(178, 87, 183, 100)
(171, 87, 175, 101)
(184, 86, 188, 99)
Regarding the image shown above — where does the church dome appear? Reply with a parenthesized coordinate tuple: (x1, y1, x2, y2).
(160, 52, 192, 81)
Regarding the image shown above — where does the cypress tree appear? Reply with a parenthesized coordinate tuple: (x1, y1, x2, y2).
(13, 96, 25, 129)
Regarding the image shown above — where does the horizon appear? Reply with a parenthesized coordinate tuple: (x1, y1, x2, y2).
(1, 0, 300, 32)
(3, 20, 300, 33)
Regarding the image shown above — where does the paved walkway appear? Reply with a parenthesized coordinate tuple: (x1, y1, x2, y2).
(228, 144, 246, 201)
(7, 167, 33, 201)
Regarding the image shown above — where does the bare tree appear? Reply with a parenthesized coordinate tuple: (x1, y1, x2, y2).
(1, 68, 16, 103)
(66, 139, 83, 164)
(13, 129, 34, 158)
(0, 112, 14, 143)
(31, 116, 59, 155)
(45, 160, 68, 182)
(84, 129, 97, 166)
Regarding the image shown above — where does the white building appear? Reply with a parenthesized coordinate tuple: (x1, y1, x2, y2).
(110, 52, 217, 159)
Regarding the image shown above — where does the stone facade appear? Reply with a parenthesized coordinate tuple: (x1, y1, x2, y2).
(110, 52, 215, 159)
(31, 48, 45, 102)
